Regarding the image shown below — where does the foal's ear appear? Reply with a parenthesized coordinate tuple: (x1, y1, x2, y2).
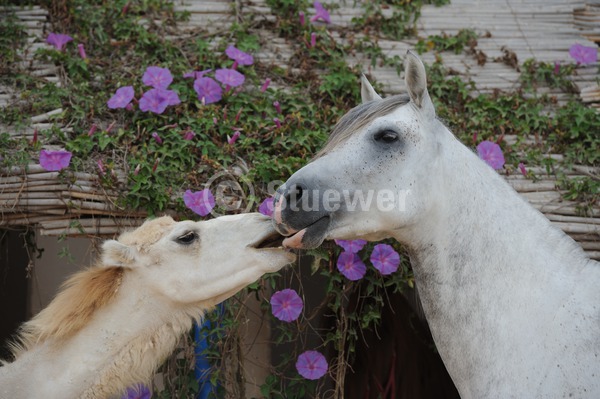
(101, 240, 137, 267)
(405, 50, 435, 119)
(360, 74, 382, 103)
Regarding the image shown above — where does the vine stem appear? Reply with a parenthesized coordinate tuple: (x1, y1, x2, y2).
(334, 294, 348, 399)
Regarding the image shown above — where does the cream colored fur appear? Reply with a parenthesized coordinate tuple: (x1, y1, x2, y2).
(0, 213, 293, 399)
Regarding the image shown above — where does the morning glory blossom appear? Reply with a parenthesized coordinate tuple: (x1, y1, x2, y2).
(477, 141, 505, 170)
(518, 162, 527, 176)
(311, 1, 331, 24)
(142, 66, 173, 89)
(183, 189, 215, 217)
(334, 239, 367, 253)
(227, 131, 241, 145)
(46, 33, 73, 51)
(310, 32, 317, 48)
(151, 132, 162, 145)
(215, 68, 245, 88)
(296, 350, 328, 380)
(121, 384, 151, 399)
(77, 43, 87, 59)
(370, 244, 401, 275)
(225, 45, 254, 67)
(569, 43, 598, 65)
(258, 197, 274, 217)
(337, 251, 366, 281)
(261, 78, 271, 92)
(107, 86, 135, 109)
(193, 77, 223, 104)
(183, 130, 196, 140)
(139, 88, 180, 114)
(39, 150, 72, 171)
(271, 288, 303, 322)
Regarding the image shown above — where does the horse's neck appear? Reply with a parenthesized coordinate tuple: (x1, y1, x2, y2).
(14, 277, 196, 399)
(393, 130, 591, 396)
(403, 129, 587, 282)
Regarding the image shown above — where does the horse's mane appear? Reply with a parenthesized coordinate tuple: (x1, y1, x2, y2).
(315, 94, 410, 158)
(8, 265, 124, 358)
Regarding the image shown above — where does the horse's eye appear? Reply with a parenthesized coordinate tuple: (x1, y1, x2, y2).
(176, 231, 198, 245)
(374, 130, 399, 144)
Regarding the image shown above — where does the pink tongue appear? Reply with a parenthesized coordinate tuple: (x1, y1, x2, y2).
(282, 228, 306, 249)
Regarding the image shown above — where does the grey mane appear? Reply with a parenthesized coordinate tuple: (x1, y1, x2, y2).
(315, 94, 410, 158)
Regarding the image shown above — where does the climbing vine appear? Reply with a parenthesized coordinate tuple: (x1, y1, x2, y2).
(1, 0, 597, 398)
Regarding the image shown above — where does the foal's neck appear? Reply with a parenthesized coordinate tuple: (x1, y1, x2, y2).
(35, 276, 197, 398)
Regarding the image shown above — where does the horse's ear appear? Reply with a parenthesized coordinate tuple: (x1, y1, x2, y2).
(101, 240, 137, 267)
(405, 50, 435, 119)
(361, 74, 382, 103)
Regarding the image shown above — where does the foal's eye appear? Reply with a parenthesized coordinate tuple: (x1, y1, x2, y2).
(374, 130, 399, 144)
(176, 231, 198, 245)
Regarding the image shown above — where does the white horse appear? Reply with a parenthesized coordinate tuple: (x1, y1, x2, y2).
(272, 51, 599, 398)
(0, 213, 293, 399)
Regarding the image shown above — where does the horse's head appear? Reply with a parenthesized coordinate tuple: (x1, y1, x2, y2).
(273, 51, 443, 249)
(102, 213, 294, 305)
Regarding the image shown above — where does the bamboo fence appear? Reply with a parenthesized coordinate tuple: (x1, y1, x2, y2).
(1, 2, 598, 259)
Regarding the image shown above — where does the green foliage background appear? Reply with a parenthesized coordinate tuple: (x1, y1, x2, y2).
(1, 0, 598, 398)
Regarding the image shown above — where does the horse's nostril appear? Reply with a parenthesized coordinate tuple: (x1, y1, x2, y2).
(286, 183, 305, 203)
(292, 184, 304, 199)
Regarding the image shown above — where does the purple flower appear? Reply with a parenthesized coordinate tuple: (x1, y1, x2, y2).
(39, 150, 72, 171)
(142, 66, 173, 89)
(334, 239, 367, 253)
(296, 350, 328, 380)
(273, 117, 282, 129)
(121, 384, 151, 399)
(225, 45, 254, 67)
(258, 197, 274, 217)
(299, 11, 306, 26)
(310, 32, 317, 48)
(518, 162, 527, 176)
(46, 33, 73, 51)
(97, 159, 105, 175)
(311, 1, 331, 24)
(273, 100, 281, 114)
(270, 288, 303, 322)
(261, 78, 271, 92)
(193, 77, 223, 104)
(227, 130, 241, 145)
(337, 251, 366, 281)
(215, 68, 245, 88)
(477, 141, 505, 170)
(183, 130, 196, 140)
(370, 244, 400, 275)
(107, 86, 135, 109)
(77, 43, 86, 59)
(164, 90, 181, 106)
(183, 189, 215, 216)
(151, 132, 162, 145)
(569, 43, 597, 65)
(139, 88, 179, 114)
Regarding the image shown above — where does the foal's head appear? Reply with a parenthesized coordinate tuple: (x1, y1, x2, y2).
(273, 51, 444, 249)
(102, 213, 295, 305)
